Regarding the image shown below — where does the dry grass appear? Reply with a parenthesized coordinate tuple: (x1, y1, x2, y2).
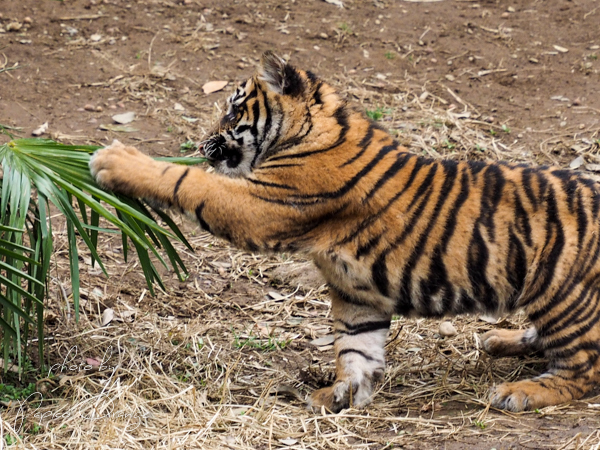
(3, 67, 600, 450)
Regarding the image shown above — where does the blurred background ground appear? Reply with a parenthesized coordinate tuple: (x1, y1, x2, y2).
(1, 0, 600, 449)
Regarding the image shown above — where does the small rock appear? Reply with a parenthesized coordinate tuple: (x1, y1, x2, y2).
(439, 321, 458, 337)
(6, 22, 23, 32)
(507, 6, 516, 12)
(501, 12, 510, 18)
(529, 58, 539, 64)
(23, 16, 33, 24)
(174, 102, 185, 112)
(445, 74, 455, 81)
(32, 122, 49, 137)
(573, 97, 581, 106)
(319, 32, 328, 39)
(95, 105, 103, 112)
(109, 104, 117, 110)
(90, 33, 102, 42)
(560, 121, 567, 127)
(117, 102, 125, 108)
(84, 104, 96, 111)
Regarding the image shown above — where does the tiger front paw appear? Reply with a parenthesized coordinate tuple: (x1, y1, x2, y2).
(89, 140, 156, 196)
(307, 378, 375, 413)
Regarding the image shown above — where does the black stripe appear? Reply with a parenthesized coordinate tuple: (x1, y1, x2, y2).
(479, 164, 506, 242)
(526, 187, 565, 314)
(247, 178, 296, 190)
(375, 165, 439, 300)
(194, 202, 211, 233)
(521, 168, 538, 210)
(265, 203, 350, 242)
(467, 226, 497, 311)
(337, 348, 379, 363)
(440, 165, 470, 254)
(256, 163, 302, 170)
(513, 189, 533, 247)
(401, 161, 459, 315)
(173, 168, 190, 203)
(329, 284, 371, 306)
(268, 103, 348, 162)
(363, 146, 409, 202)
(506, 229, 527, 308)
(356, 234, 382, 259)
(575, 189, 588, 250)
(294, 143, 398, 201)
(339, 154, 423, 246)
(335, 319, 391, 335)
(251, 87, 272, 169)
(340, 124, 375, 167)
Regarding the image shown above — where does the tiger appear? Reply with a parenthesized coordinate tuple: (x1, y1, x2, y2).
(89, 51, 600, 413)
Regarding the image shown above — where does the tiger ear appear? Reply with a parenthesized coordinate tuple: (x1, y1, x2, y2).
(259, 51, 305, 97)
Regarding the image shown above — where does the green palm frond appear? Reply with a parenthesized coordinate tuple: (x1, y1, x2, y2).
(0, 138, 205, 374)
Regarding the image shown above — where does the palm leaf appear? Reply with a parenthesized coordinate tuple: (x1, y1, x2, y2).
(0, 138, 205, 374)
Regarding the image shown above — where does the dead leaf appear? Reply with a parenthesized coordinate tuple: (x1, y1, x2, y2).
(99, 124, 138, 132)
(112, 111, 135, 124)
(202, 80, 228, 95)
(101, 308, 115, 326)
(310, 335, 335, 346)
(553, 45, 568, 53)
(570, 156, 585, 169)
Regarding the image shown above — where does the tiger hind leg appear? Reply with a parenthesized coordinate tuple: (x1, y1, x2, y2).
(489, 307, 600, 411)
(307, 289, 391, 413)
(481, 327, 539, 357)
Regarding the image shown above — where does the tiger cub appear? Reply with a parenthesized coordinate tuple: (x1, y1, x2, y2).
(90, 51, 600, 413)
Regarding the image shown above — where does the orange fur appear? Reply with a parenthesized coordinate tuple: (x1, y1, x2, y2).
(90, 52, 600, 413)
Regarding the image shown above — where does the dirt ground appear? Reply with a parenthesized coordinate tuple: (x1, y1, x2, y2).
(1, 0, 600, 449)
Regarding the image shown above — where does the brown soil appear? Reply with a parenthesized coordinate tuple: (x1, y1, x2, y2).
(1, 1, 600, 449)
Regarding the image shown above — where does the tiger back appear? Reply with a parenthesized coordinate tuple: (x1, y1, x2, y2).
(90, 51, 600, 413)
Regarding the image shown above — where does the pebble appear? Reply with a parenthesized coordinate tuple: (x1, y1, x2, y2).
(23, 17, 32, 24)
(501, 12, 510, 18)
(439, 321, 458, 337)
(84, 104, 96, 112)
(95, 106, 103, 112)
(117, 102, 125, 108)
(507, 6, 516, 12)
(319, 32, 328, 39)
(6, 22, 23, 32)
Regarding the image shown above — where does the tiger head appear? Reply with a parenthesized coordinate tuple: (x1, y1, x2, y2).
(200, 51, 336, 177)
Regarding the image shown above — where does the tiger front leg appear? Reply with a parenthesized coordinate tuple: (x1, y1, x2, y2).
(308, 290, 391, 412)
(90, 140, 184, 204)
